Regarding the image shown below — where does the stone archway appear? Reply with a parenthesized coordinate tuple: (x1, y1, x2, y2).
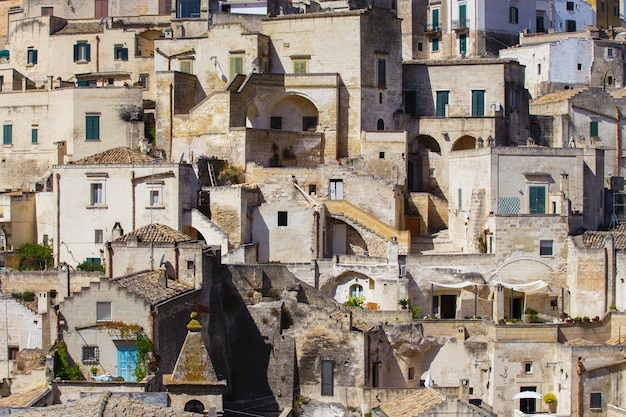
(184, 399, 205, 413)
(451, 135, 476, 151)
(407, 135, 442, 193)
(247, 93, 319, 132)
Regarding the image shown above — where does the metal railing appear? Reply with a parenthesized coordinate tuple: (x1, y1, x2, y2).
(451, 18, 470, 29)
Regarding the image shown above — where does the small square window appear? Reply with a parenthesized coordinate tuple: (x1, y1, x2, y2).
(96, 301, 112, 322)
(179, 59, 192, 74)
(187, 260, 194, 270)
(138, 74, 149, 90)
(82, 346, 100, 364)
(308, 184, 317, 195)
(540, 240, 554, 256)
(293, 59, 307, 74)
(408, 367, 415, 380)
(27, 48, 38, 65)
(74, 42, 91, 62)
(577, 63, 582, 71)
(113, 45, 128, 61)
(270, 117, 282, 130)
(41, 6, 54, 16)
(278, 211, 288, 226)
(607, 48, 614, 58)
(150, 190, 160, 206)
(590, 392, 602, 409)
(428, 168, 435, 177)
(8, 346, 19, 360)
(379, 152, 385, 159)
(418, 42, 423, 52)
(525, 362, 533, 373)
(566, 1, 574, 10)
(94, 229, 103, 243)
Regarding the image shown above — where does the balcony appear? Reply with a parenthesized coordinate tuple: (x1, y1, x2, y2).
(423, 23, 442, 35)
(451, 18, 470, 31)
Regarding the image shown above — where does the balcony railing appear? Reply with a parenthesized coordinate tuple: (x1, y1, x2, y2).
(424, 23, 441, 33)
(451, 18, 470, 30)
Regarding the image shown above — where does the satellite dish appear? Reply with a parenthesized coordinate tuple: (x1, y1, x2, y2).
(159, 254, 166, 268)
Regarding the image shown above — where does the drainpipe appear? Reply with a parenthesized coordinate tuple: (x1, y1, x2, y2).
(56, 174, 61, 265)
(131, 171, 136, 231)
(174, 245, 179, 280)
(577, 360, 583, 417)
(169, 83, 174, 161)
(95, 36, 100, 73)
(616, 107, 621, 177)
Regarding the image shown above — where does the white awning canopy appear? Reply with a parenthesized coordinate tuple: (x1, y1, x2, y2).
(430, 281, 482, 289)
(492, 280, 549, 293)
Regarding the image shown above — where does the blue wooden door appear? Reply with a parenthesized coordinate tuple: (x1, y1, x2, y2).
(117, 345, 138, 382)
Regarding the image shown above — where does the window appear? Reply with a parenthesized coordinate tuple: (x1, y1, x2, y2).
(229, 55, 244, 81)
(114, 45, 128, 61)
(459, 34, 467, 55)
(303, 116, 318, 131)
(471, 90, 485, 116)
(41, 6, 54, 15)
(458, 188, 462, 209)
(459, 4, 467, 26)
(418, 42, 423, 51)
(82, 346, 100, 364)
(607, 48, 615, 58)
(94, 229, 103, 243)
(404, 90, 417, 115)
(96, 301, 112, 321)
(577, 63, 582, 71)
(566, 19, 576, 32)
(590, 392, 602, 409)
(177, 0, 201, 18)
(187, 260, 194, 270)
(540, 240, 554, 256)
(350, 284, 364, 298)
(308, 184, 317, 195)
(85, 115, 100, 140)
(270, 117, 282, 130)
(408, 367, 415, 380)
(3, 125, 12, 145)
(179, 59, 192, 74)
(293, 60, 307, 74)
(138, 74, 149, 89)
(436, 91, 449, 117)
(590, 121, 599, 137)
(509, 7, 519, 24)
(524, 362, 533, 373)
(537, 15, 545, 32)
(150, 190, 160, 206)
(377, 119, 385, 130)
(321, 360, 334, 396)
(91, 183, 104, 205)
(32, 128, 38, 145)
(432, 37, 440, 52)
(74, 42, 91, 62)
(431, 8, 439, 29)
(529, 186, 546, 214)
(377, 58, 386, 88)
(27, 48, 37, 65)
(278, 211, 288, 226)
(379, 152, 385, 159)
(160, 0, 172, 14)
(95, 0, 108, 18)
(537, 64, 541, 75)
(566, 1, 574, 10)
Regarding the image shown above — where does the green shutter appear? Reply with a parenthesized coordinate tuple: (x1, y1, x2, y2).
(436, 91, 448, 117)
(432, 9, 439, 28)
(86, 115, 100, 140)
(529, 186, 546, 214)
(460, 34, 467, 54)
(458, 188, 462, 209)
(432, 38, 439, 52)
(459, 4, 466, 21)
(590, 121, 599, 137)
(85, 43, 91, 61)
(121, 47, 128, 61)
(3, 125, 12, 145)
(472, 90, 485, 116)
(229, 56, 243, 80)
(31, 128, 38, 143)
(73, 44, 79, 62)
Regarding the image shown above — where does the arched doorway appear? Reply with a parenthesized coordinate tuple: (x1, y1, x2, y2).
(407, 135, 442, 193)
(184, 400, 205, 413)
(247, 93, 319, 131)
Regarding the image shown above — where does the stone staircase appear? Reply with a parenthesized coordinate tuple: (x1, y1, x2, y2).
(411, 230, 463, 255)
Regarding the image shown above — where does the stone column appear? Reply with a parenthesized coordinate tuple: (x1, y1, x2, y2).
(493, 284, 504, 322)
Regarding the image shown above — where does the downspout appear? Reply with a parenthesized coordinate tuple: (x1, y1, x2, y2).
(95, 35, 100, 73)
(131, 171, 136, 231)
(616, 107, 621, 177)
(577, 360, 583, 417)
(174, 245, 179, 280)
(169, 83, 174, 161)
(106, 242, 112, 279)
(56, 173, 61, 265)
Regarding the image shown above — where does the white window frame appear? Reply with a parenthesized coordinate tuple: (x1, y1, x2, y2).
(96, 301, 112, 322)
(90, 183, 104, 206)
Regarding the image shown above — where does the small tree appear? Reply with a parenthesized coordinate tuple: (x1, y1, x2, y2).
(18, 243, 53, 270)
(344, 295, 365, 307)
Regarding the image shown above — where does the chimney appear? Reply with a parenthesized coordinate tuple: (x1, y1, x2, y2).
(37, 291, 49, 314)
(159, 268, 168, 288)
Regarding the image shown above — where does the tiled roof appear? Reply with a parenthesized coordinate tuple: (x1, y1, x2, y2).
(375, 388, 446, 417)
(530, 88, 586, 105)
(72, 147, 156, 165)
(582, 224, 626, 249)
(113, 270, 193, 305)
(11, 391, 199, 417)
(116, 224, 192, 243)
(53, 22, 103, 35)
(0, 386, 49, 407)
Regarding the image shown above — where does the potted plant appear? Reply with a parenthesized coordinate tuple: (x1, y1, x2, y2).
(398, 299, 410, 310)
(582, 316, 590, 323)
(525, 307, 540, 323)
(543, 392, 557, 413)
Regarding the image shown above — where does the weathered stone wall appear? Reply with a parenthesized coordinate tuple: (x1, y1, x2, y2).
(245, 129, 323, 168)
(0, 270, 104, 299)
(0, 297, 45, 362)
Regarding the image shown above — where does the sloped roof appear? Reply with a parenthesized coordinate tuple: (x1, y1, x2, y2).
(72, 147, 155, 165)
(530, 88, 586, 105)
(374, 388, 446, 417)
(10, 391, 198, 417)
(582, 223, 626, 249)
(53, 22, 103, 35)
(112, 270, 193, 305)
(115, 224, 192, 244)
(0, 386, 49, 407)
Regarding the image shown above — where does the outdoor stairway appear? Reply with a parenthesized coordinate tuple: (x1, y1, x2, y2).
(412, 230, 463, 254)
(324, 200, 410, 250)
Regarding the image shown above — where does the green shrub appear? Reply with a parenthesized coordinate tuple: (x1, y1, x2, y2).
(18, 243, 53, 270)
(344, 295, 365, 307)
(76, 260, 105, 272)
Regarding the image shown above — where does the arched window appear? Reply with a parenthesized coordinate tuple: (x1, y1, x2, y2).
(377, 119, 385, 130)
(184, 400, 205, 413)
(350, 284, 364, 298)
